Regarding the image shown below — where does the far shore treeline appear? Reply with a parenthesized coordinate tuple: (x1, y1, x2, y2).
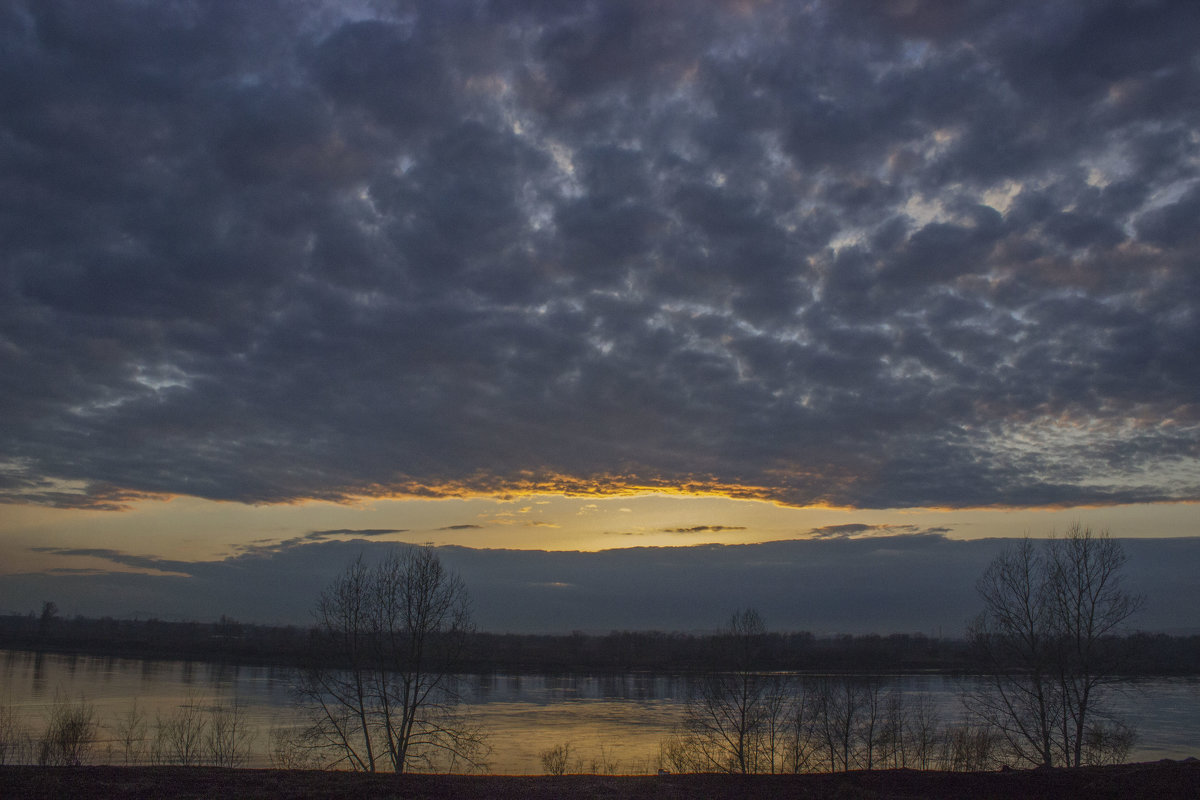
(3, 613, 1198, 676)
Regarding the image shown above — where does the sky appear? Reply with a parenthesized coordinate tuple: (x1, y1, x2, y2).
(1, 1, 1198, 631)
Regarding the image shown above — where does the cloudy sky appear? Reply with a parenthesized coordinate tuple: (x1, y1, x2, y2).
(1, 1, 1198, 627)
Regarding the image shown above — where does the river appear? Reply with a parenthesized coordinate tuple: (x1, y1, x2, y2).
(2, 649, 1196, 772)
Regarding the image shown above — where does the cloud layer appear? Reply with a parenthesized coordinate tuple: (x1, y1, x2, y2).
(2, 0, 1198, 510)
(8, 536, 1198, 635)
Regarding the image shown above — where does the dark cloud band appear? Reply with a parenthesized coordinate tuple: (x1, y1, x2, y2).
(1, 0, 1197, 511)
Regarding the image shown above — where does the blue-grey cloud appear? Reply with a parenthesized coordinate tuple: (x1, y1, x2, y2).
(29, 546, 194, 576)
(10, 536, 1198, 635)
(806, 523, 953, 540)
(305, 528, 407, 540)
(1, 0, 1198, 511)
(662, 525, 747, 534)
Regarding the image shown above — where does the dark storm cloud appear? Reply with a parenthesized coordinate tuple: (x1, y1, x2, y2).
(11, 537, 1200, 635)
(3, 0, 1199, 511)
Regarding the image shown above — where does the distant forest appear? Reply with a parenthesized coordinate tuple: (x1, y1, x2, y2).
(2, 613, 1198, 676)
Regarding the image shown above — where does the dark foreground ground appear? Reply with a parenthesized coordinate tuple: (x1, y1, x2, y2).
(3, 762, 1200, 800)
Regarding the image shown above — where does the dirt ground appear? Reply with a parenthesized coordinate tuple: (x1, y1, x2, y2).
(2, 761, 1199, 799)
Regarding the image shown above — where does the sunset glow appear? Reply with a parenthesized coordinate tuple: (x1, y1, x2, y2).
(0, 0, 1197, 630)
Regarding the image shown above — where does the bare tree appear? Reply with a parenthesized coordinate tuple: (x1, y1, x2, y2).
(670, 672, 953, 775)
(968, 536, 1058, 767)
(112, 700, 147, 765)
(296, 546, 489, 773)
(779, 680, 820, 773)
(903, 694, 944, 770)
(967, 525, 1141, 767)
(205, 700, 255, 768)
(150, 698, 208, 766)
(678, 609, 795, 774)
(38, 602, 58, 637)
(299, 554, 377, 770)
(1046, 526, 1142, 767)
(369, 546, 484, 772)
(806, 676, 894, 772)
(808, 676, 860, 772)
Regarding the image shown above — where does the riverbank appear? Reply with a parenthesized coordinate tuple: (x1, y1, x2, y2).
(10, 614, 1200, 676)
(3, 762, 1199, 800)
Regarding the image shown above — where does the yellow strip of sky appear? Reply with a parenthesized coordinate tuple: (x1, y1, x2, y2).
(1, 493, 1196, 575)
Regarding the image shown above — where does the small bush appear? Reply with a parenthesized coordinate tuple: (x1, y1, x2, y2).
(941, 724, 1002, 771)
(1084, 721, 1136, 766)
(269, 725, 327, 770)
(0, 702, 34, 765)
(205, 701, 254, 767)
(539, 742, 572, 775)
(151, 699, 207, 766)
(112, 700, 148, 765)
(37, 694, 97, 766)
(585, 742, 620, 775)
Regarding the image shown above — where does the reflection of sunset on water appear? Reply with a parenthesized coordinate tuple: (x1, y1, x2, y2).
(5, 651, 1198, 772)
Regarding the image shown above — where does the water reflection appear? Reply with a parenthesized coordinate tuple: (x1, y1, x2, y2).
(0, 649, 1195, 772)
(140, 658, 164, 681)
(31, 651, 46, 698)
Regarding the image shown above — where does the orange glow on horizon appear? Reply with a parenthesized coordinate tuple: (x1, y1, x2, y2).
(13, 472, 1200, 516)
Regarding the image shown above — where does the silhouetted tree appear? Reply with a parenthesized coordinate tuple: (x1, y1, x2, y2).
(678, 609, 793, 773)
(38, 601, 58, 636)
(967, 525, 1141, 767)
(296, 547, 488, 772)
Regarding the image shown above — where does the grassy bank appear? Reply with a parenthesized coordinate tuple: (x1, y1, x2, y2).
(2, 762, 1199, 800)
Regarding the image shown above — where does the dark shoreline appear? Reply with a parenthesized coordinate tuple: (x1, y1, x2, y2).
(6, 615, 1199, 675)
(3, 762, 1200, 799)
(0, 614, 974, 674)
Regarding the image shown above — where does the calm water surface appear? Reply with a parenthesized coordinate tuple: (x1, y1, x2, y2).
(2, 649, 1196, 772)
